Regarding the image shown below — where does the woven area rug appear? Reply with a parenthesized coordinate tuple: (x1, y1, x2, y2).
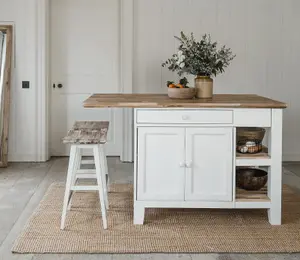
(12, 183, 300, 254)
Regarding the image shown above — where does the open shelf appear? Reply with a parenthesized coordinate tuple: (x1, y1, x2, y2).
(236, 146, 271, 166)
(235, 186, 271, 208)
(236, 146, 269, 158)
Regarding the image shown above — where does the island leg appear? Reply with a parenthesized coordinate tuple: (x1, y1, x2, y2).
(134, 203, 145, 225)
(268, 109, 283, 225)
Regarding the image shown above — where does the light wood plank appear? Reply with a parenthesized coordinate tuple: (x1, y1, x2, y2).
(112, 254, 192, 260)
(73, 255, 112, 260)
(236, 187, 270, 202)
(62, 128, 109, 144)
(191, 254, 218, 260)
(236, 147, 271, 167)
(83, 94, 287, 109)
(0, 25, 13, 168)
(236, 147, 269, 159)
(32, 255, 73, 260)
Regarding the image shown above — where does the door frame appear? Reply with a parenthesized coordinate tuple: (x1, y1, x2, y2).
(36, 0, 134, 162)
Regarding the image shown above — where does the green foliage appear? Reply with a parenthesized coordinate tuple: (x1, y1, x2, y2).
(162, 32, 236, 77)
(166, 77, 189, 88)
(179, 77, 189, 87)
(166, 81, 174, 87)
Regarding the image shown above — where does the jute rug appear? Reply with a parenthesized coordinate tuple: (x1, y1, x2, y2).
(12, 183, 300, 254)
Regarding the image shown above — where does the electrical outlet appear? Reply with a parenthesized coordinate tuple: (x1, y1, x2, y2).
(22, 81, 30, 89)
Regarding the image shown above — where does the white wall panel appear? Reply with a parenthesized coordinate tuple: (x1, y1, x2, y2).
(0, 0, 299, 161)
(133, 0, 300, 160)
(0, 0, 38, 161)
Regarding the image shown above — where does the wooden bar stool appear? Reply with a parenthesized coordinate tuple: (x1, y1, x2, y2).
(61, 121, 109, 230)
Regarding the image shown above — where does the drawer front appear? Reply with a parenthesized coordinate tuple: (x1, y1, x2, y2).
(136, 109, 233, 124)
(234, 109, 271, 127)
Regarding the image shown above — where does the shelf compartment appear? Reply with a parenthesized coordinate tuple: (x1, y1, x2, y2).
(236, 146, 269, 158)
(235, 187, 271, 208)
(236, 158, 271, 167)
(236, 146, 271, 166)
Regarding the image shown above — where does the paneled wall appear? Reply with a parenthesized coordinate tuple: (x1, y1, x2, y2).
(133, 0, 300, 160)
(0, 0, 299, 161)
(0, 0, 39, 161)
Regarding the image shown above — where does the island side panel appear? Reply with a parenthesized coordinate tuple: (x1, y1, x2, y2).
(268, 109, 283, 225)
(134, 108, 145, 224)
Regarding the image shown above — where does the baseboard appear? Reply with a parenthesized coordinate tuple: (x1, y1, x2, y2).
(283, 154, 300, 162)
(8, 154, 49, 162)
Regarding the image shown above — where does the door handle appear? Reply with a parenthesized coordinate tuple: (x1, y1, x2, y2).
(186, 161, 193, 168)
(53, 83, 63, 89)
(179, 162, 186, 168)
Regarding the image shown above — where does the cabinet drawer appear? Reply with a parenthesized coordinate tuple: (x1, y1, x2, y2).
(136, 109, 233, 124)
(234, 109, 271, 127)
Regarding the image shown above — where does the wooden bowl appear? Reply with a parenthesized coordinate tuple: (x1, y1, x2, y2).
(236, 168, 268, 191)
(167, 88, 196, 99)
(237, 127, 266, 143)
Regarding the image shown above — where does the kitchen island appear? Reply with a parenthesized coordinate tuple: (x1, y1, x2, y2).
(84, 94, 287, 225)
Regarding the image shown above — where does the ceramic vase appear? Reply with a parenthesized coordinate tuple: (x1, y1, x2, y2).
(195, 76, 213, 99)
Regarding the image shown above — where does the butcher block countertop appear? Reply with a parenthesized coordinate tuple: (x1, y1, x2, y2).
(83, 94, 287, 109)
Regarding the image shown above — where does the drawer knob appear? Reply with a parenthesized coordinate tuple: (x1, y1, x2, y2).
(182, 115, 190, 120)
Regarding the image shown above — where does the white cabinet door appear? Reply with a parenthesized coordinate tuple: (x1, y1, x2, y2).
(185, 128, 233, 202)
(137, 127, 185, 201)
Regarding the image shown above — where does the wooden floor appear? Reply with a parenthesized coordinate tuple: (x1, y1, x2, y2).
(0, 157, 300, 260)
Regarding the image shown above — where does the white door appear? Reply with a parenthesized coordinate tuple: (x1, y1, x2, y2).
(137, 127, 185, 201)
(185, 128, 233, 202)
(50, 0, 121, 156)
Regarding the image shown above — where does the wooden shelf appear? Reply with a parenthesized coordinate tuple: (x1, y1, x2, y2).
(235, 187, 271, 208)
(236, 146, 269, 158)
(236, 146, 271, 166)
(236, 187, 268, 201)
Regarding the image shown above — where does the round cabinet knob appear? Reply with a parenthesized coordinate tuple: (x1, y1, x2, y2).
(182, 115, 190, 120)
(58, 83, 63, 88)
(186, 161, 193, 168)
(179, 162, 186, 168)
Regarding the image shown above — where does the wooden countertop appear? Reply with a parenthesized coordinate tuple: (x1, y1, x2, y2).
(83, 94, 287, 109)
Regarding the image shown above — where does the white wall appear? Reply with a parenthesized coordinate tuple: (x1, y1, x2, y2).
(0, 0, 39, 161)
(0, 0, 299, 162)
(133, 0, 300, 161)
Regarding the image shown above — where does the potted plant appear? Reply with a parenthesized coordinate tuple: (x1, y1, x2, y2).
(162, 32, 236, 98)
(166, 77, 196, 99)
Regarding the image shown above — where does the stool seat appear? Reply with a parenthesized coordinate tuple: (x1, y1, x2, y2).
(72, 121, 109, 130)
(62, 123, 109, 144)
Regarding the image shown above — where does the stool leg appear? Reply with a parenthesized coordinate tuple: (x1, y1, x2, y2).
(102, 145, 110, 192)
(61, 145, 78, 230)
(68, 148, 81, 210)
(93, 145, 108, 229)
(99, 145, 109, 209)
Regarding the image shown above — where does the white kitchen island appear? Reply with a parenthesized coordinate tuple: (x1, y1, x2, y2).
(84, 94, 287, 226)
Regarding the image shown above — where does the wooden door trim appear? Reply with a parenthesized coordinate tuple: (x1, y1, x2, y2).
(0, 25, 13, 167)
(36, 0, 134, 161)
